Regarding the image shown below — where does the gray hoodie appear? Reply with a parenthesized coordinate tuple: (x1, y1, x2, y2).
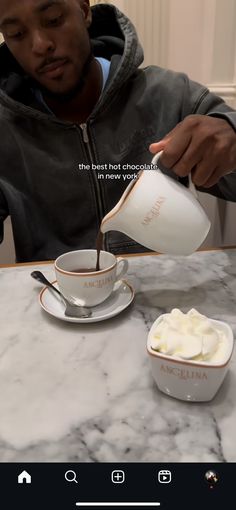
(0, 3, 236, 262)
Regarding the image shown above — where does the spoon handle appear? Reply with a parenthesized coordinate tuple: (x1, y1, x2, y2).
(31, 270, 92, 318)
(31, 270, 62, 299)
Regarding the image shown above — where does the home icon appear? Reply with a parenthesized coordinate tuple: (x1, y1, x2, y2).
(18, 470, 31, 484)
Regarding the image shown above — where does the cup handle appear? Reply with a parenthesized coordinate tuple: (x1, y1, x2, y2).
(188, 174, 198, 199)
(116, 258, 129, 282)
(151, 150, 164, 167)
(151, 150, 198, 199)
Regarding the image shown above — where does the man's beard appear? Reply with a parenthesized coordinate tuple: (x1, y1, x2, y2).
(39, 50, 93, 103)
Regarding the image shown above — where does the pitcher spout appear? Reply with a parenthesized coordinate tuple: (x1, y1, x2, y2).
(100, 212, 120, 233)
(100, 176, 139, 234)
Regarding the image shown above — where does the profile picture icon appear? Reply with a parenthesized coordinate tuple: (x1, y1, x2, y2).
(205, 470, 219, 488)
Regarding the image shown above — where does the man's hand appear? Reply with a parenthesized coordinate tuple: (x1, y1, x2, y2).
(149, 115, 236, 187)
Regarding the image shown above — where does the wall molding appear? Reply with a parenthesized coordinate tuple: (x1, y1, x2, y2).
(208, 84, 236, 96)
(208, 84, 236, 107)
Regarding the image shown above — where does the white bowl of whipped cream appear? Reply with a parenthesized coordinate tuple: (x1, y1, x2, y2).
(147, 308, 234, 402)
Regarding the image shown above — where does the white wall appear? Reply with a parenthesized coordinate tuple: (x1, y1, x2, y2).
(122, 0, 236, 108)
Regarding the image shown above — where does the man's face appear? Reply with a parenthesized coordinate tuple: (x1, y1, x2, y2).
(0, 0, 92, 96)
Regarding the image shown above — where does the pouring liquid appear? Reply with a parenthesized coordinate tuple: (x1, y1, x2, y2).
(95, 229, 104, 271)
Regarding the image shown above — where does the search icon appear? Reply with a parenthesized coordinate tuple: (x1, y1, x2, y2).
(65, 470, 78, 483)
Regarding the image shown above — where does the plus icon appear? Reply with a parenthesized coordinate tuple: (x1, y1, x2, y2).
(111, 470, 125, 484)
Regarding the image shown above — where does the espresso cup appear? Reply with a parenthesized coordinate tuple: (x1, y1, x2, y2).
(55, 249, 129, 307)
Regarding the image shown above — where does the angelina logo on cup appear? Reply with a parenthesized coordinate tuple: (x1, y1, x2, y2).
(160, 364, 208, 381)
(55, 250, 128, 307)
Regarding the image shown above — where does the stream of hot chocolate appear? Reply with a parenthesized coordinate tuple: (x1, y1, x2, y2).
(95, 230, 104, 271)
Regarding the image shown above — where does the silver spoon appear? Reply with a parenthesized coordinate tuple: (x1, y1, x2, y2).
(31, 270, 92, 319)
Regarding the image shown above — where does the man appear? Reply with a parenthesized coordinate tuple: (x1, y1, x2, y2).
(0, 0, 236, 262)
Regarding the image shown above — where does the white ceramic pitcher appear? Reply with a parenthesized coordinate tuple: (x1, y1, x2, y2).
(100, 151, 211, 255)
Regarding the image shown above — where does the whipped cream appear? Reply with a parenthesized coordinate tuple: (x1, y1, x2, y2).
(151, 308, 228, 362)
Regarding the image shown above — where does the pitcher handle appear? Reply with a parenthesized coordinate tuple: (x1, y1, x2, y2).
(116, 258, 129, 282)
(151, 150, 198, 199)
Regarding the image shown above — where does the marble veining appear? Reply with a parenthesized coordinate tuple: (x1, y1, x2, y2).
(0, 249, 236, 462)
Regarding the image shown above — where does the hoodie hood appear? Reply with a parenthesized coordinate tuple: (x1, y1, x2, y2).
(0, 3, 144, 115)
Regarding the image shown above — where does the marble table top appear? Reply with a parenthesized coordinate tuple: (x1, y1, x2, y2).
(0, 249, 236, 463)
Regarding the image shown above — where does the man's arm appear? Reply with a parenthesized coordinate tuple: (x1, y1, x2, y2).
(149, 79, 236, 202)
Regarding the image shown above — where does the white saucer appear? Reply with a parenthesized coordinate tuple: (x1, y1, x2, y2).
(39, 280, 134, 323)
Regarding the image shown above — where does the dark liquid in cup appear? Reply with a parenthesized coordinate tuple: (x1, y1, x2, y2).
(71, 268, 96, 273)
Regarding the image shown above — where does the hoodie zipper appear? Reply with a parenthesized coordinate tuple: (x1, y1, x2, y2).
(79, 122, 106, 246)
